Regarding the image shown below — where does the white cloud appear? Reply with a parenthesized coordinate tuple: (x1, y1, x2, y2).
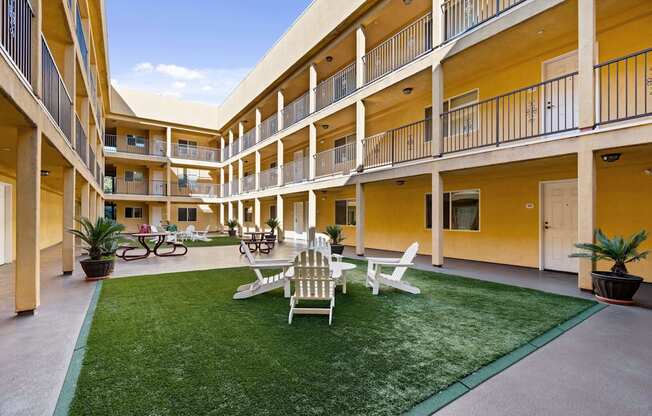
(133, 62, 154, 73)
(172, 81, 187, 89)
(201, 85, 214, 92)
(155, 64, 204, 80)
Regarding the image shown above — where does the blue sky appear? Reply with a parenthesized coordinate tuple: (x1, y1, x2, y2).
(107, 0, 313, 105)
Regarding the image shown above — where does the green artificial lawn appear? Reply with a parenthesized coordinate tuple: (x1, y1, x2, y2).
(182, 235, 241, 247)
(70, 261, 594, 416)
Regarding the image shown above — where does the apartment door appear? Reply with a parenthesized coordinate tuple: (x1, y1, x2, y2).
(151, 171, 165, 195)
(542, 51, 578, 133)
(293, 150, 304, 180)
(542, 180, 578, 273)
(151, 206, 162, 228)
(293, 201, 304, 237)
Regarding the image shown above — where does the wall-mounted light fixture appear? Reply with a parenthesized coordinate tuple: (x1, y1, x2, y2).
(325, 56, 333, 63)
(402, 87, 413, 95)
(396, 180, 406, 186)
(40, 170, 50, 177)
(601, 153, 621, 163)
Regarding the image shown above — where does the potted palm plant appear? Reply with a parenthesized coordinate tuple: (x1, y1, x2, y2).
(571, 229, 648, 305)
(226, 219, 239, 237)
(326, 225, 345, 255)
(69, 217, 125, 280)
(266, 217, 280, 236)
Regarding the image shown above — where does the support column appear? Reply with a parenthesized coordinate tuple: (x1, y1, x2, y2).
(89, 189, 97, 222)
(578, 0, 596, 130)
(431, 166, 444, 266)
(355, 182, 365, 256)
(96, 193, 103, 220)
(30, 0, 43, 97)
(276, 194, 284, 242)
(220, 137, 226, 161)
(255, 150, 261, 191)
(62, 167, 76, 274)
(277, 139, 284, 186)
(228, 129, 234, 158)
(356, 100, 365, 168)
(81, 182, 90, 219)
(577, 147, 596, 290)
(219, 203, 225, 231)
(277, 90, 285, 131)
(238, 122, 244, 153)
(433, 0, 444, 47)
(228, 163, 234, 195)
(255, 108, 262, 143)
(166, 127, 172, 157)
(355, 25, 366, 89)
(166, 200, 172, 223)
(16, 127, 41, 314)
(237, 201, 244, 235)
(309, 64, 317, 113)
(238, 159, 244, 194)
(220, 167, 225, 197)
(228, 201, 234, 222)
(309, 123, 317, 180)
(166, 162, 171, 196)
(308, 190, 317, 244)
(432, 60, 444, 156)
(254, 198, 261, 231)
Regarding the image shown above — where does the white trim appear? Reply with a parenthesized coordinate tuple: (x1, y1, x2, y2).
(538, 178, 577, 271)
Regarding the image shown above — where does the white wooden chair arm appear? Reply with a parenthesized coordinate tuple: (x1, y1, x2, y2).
(374, 261, 413, 267)
(252, 262, 293, 269)
(367, 257, 401, 264)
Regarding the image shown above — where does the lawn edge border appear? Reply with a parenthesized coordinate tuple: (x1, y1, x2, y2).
(403, 302, 607, 416)
(53, 280, 103, 416)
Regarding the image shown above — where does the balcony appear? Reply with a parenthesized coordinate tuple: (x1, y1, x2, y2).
(363, 119, 432, 169)
(440, 71, 578, 154)
(104, 178, 167, 196)
(231, 138, 241, 157)
(282, 92, 310, 129)
(442, 0, 527, 42)
(230, 179, 239, 196)
(95, 163, 102, 187)
(0, 0, 33, 82)
(75, 116, 87, 164)
(315, 142, 357, 178)
(241, 175, 256, 193)
(282, 157, 309, 184)
(242, 128, 256, 151)
(104, 134, 165, 156)
(221, 182, 230, 198)
(76, 3, 88, 72)
(41, 36, 73, 142)
(595, 48, 652, 126)
(363, 13, 433, 85)
(259, 114, 278, 141)
(258, 167, 278, 190)
(170, 182, 219, 198)
(315, 62, 357, 111)
(88, 147, 95, 173)
(222, 143, 231, 160)
(171, 143, 220, 162)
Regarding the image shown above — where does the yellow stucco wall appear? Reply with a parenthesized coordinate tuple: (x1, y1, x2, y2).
(170, 203, 218, 232)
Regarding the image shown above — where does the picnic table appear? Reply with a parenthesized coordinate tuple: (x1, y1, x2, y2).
(240, 231, 276, 254)
(116, 232, 188, 261)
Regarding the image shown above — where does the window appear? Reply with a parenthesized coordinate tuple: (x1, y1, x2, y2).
(126, 135, 146, 148)
(105, 203, 116, 220)
(269, 204, 277, 220)
(425, 190, 479, 231)
(270, 162, 277, 169)
(178, 207, 197, 222)
(334, 135, 355, 164)
(124, 170, 144, 182)
(178, 139, 198, 157)
(425, 107, 433, 142)
(124, 207, 143, 219)
(178, 139, 197, 148)
(335, 200, 356, 226)
(245, 206, 254, 223)
(443, 90, 479, 137)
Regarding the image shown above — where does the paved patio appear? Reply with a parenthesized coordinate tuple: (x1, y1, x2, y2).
(0, 242, 650, 416)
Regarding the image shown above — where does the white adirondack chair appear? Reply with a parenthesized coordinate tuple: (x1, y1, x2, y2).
(179, 225, 196, 242)
(366, 242, 420, 295)
(193, 225, 211, 241)
(288, 250, 335, 325)
(233, 241, 293, 300)
(311, 234, 342, 264)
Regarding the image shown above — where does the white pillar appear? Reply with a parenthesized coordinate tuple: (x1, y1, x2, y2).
(96, 193, 103, 220)
(228, 163, 234, 195)
(220, 167, 225, 197)
(356, 25, 366, 89)
(166, 127, 172, 157)
(577, 147, 596, 290)
(277, 139, 284, 186)
(578, 0, 596, 129)
(255, 150, 261, 191)
(237, 200, 244, 235)
(254, 198, 261, 231)
(432, 61, 444, 156)
(276, 194, 284, 242)
(309, 123, 317, 180)
(228, 129, 234, 158)
(309, 64, 317, 113)
(355, 182, 365, 255)
(356, 100, 365, 168)
(433, 0, 445, 47)
(228, 201, 234, 222)
(255, 108, 262, 143)
(277, 90, 285, 131)
(220, 136, 226, 161)
(62, 167, 76, 274)
(238, 159, 244, 194)
(89, 189, 97, 222)
(238, 122, 244, 153)
(308, 190, 317, 244)
(15, 127, 41, 314)
(81, 182, 90, 220)
(432, 166, 444, 266)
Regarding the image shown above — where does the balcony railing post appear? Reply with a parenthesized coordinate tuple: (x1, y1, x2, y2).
(495, 97, 500, 147)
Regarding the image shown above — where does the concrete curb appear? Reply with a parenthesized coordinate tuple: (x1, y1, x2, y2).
(403, 303, 608, 416)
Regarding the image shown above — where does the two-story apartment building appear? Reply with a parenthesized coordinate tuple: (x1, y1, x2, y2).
(186, 0, 650, 291)
(0, 0, 109, 314)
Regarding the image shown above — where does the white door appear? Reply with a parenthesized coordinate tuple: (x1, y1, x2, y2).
(542, 181, 578, 273)
(293, 201, 304, 236)
(293, 150, 304, 180)
(151, 206, 162, 228)
(542, 51, 578, 133)
(151, 171, 164, 195)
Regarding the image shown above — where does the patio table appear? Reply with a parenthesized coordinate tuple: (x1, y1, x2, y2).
(117, 232, 188, 261)
(241, 231, 274, 254)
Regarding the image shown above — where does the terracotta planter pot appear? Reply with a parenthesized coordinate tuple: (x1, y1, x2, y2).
(331, 244, 344, 255)
(80, 258, 113, 281)
(592, 271, 643, 305)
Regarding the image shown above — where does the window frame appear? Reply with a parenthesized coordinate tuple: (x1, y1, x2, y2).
(124, 170, 144, 183)
(425, 189, 481, 232)
(124, 206, 143, 219)
(442, 89, 480, 138)
(126, 135, 146, 148)
(335, 199, 356, 226)
(178, 207, 198, 222)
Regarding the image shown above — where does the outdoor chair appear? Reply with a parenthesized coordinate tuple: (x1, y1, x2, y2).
(193, 225, 211, 242)
(366, 242, 420, 295)
(288, 250, 335, 325)
(233, 242, 292, 299)
(311, 234, 343, 265)
(179, 225, 196, 242)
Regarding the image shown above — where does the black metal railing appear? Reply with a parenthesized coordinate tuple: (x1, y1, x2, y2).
(42, 36, 73, 142)
(442, 0, 527, 42)
(595, 48, 652, 125)
(76, 3, 88, 71)
(441, 72, 578, 154)
(1, 0, 33, 82)
(88, 147, 95, 172)
(75, 116, 87, 164)
(363, 119, 432, 169)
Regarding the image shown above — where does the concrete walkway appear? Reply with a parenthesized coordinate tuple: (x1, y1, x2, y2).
(1, 243, 650, 416)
